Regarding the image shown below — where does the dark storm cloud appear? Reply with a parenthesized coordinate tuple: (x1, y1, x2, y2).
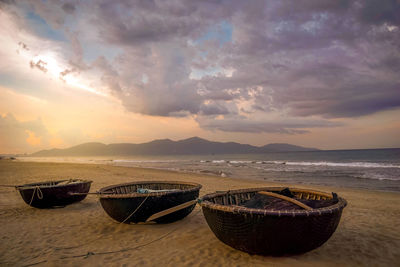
(0, 0, 15, 6)
(61, 3, 75, 14)
(87, 0, 400, 128)
(90, 1, 220, 46)
(370, 54, 400, 73)
(196, 115, 342, 134)
(317, 82, 400, 118)
(10, 0, 400, 132)
(199, 101, 231, 116)
(358, 0, 400, 26)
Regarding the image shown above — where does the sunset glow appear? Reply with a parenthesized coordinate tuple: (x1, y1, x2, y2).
(0, 1, 399, 154)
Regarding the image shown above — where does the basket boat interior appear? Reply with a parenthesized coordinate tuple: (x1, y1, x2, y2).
(18, 179, 90, 189)
(99, 181, 201, 196)
(204, 187, 340, 211)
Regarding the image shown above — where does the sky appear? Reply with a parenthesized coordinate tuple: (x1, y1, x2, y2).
(0, 0, 399, 154)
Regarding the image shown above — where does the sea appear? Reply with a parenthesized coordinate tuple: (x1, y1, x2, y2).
(18, 148, 400, 192)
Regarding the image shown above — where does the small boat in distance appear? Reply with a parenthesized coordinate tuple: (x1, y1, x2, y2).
(199, 187, 347, 256)
(17, 179, 92, 208)
(98, 181, 202, 224)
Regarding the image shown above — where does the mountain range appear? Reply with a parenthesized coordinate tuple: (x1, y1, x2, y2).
(31, 137, 319, 156)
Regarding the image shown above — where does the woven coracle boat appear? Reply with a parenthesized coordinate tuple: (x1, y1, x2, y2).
(98, 181, 202, 224)
(17, 179, 92, 209)
(199, 187, 347, 256)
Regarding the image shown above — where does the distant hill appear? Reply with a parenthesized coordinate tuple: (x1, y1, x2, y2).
(31, 137, 319, 156)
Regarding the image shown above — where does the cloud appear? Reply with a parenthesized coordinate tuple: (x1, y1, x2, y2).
(283, 81, 400, 118)
(199, 101, 231, 116)
(18, 41, 29, 50)
(1, 0, 400, 134)
(0, 113, 98, 153)
(0, 113, 50, 153)
(358, 0, 400, 26)
(64, 30, 85, 68)
(29, 59, 48, 73)
(196, 115, 342, 134)
(88, 1, 228, 46)
(62, 3, 75, 14)
(27, 0, 69, 30)
(59, 68, 76, 82)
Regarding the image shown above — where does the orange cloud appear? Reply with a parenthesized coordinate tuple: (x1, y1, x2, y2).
(25, 130, 41, 146)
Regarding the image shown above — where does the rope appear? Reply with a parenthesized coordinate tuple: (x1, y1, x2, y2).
(22, 260, 48, 267)
(120, 195, 149, 224)
(21, 197, 202, 265)
(54, 201, 105, 251)
(53, 195, 150, 251)
(28, 186, 43, 206)
(59, 208, 202, 260)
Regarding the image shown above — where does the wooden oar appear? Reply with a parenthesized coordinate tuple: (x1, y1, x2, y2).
(146, 199, 198, 222)
(258, 191, 312, 210)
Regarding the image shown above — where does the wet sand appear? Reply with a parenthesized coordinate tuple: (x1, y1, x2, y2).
(0, 160, 399, 266)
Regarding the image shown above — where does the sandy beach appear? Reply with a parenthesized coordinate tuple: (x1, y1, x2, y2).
(0, 160, 399, 267)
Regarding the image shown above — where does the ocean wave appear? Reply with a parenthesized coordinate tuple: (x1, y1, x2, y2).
(211, 160, 226, 163)
(284, 161, 400, 168)
(113, 159, 176, 163)
(228, 160, 254, 164)
(198, 159, 400, 169)
(351, 173, 400, 181)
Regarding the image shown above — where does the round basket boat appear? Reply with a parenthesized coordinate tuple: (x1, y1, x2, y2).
(17, 179, 92, 209)
(199, 187, 347, 256)
(98, 181, 202, 224)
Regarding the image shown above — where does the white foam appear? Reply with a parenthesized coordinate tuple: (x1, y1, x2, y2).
(284, 161, 400, 168)
(354, 173, 400, 181)
(113, 159, 175, 163)
(228, 160, 253, 164)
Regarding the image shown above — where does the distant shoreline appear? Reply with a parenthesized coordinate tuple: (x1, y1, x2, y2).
(14, 149, 400, 193)
(4, 146, 400, 158)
